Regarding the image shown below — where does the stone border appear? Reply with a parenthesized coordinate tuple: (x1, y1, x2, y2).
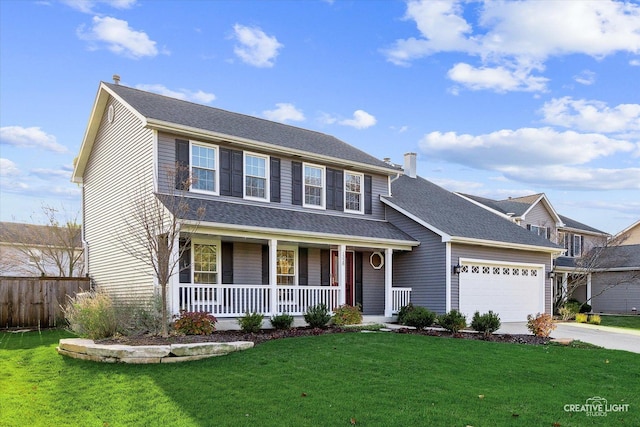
(57, 338, 254, 364)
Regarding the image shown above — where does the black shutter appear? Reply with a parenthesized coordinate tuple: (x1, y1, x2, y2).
(221, 242, 233, 284)
(326, 169, 335, 210)
(231, 150, 243, 197)
(270, 157, 281, 203)
(220, 148, 232, 196)
(292, 161, 303, 206)
(299, 248, 308, 285)
(527, 224, 532, 231)
(546, 228, 551, 240)
(320, 249, 330, 286)
(364, 175, 372, 215)
(175, 139, 190, 190)
(326, 168, 344, 211)
(178, 239, 191, 283)
(262, 245, 269, 285)
(355, 252, 363, 309)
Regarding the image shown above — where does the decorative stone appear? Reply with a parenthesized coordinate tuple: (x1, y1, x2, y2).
(161, 354, 217, 363)
(170, 341, 253, 356)
(120, 357, 163, 364)
(58, 339, 95, 354)
(86, 344, 171, 359)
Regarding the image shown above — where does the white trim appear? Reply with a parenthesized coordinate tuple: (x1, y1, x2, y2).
(303, 162, 326, 210)
(369, 251, 384, 269)
(384, 248, 393, 317)
(344, 170, 365, 215)
(614, 219, 640, 240)
(586, 273, 592, 303)
(189, 140, 219, 195)
(152, 129, 159, 193)
(521, 194, 564, 227)
(454, 193, 515, 221)
(191, 239, 221, 285)
(445, 241, 452, 312)
(243, 151, 270, 202)
(450, 236, 564, 254)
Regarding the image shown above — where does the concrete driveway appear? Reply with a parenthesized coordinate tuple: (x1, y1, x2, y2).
(497, 322, 640, 354)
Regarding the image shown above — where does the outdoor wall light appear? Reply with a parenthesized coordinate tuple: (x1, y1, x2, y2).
(547, 271, 555, 279)
(453, 264, 461, 275)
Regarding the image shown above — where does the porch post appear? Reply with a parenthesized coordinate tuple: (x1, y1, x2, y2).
(269, 239, 278, 316)
(338, 244, 346, 306)
(561, 272, 568, 302)
(384, 248, 393, 317)
(586, 273, 592, 305)
(169, 233, 181, 316)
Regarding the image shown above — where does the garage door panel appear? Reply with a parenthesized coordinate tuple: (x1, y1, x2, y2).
(459, 262, 543, 323)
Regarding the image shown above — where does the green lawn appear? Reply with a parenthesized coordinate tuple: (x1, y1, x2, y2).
(1, 330, 638, 427)
(599, 315, 640, 330)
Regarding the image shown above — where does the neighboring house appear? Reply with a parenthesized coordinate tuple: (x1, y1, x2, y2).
(615, 219, 640, 246)
(588, 243, 640, 313)
(72, 81, 563, 322)
(0, 221, 83, 277)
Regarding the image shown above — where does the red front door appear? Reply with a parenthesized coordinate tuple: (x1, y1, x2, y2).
(331, 250, 354, 306)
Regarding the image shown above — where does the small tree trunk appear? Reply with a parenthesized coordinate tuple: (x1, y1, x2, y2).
(161, 282, 169, 337)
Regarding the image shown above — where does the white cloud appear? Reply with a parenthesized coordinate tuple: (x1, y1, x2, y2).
(383, 0, 640, 92)
(30, 167, 73, 180)
(447, 62, 548, 92)
(62, 0, 137, 13)
(318, 112, 338, 125)
(135, 84, 216, 104)
(0, 159, 20, 177)
(339, 110, 377, 129)
(0, 126, 67, 153)
(631, 59, 640, 66)
(573, 70, 596, 85)
(263, 103, 305, 123)
(233, 24, 283, 68)
(429, 177, 484, 193)
(540, 97, 640, 133)
(77, 16, 161, 59)
(500, 165, 640, 190)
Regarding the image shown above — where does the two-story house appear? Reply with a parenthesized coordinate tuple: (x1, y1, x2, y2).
(72, 81, 563, 324)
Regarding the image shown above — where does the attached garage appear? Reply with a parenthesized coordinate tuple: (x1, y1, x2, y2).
(458, 258, 545, 322)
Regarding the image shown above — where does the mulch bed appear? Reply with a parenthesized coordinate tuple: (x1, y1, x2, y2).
(97, 326, 550, 347)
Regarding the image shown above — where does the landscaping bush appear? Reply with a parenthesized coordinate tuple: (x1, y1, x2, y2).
(238, 312, 264, 333)
(402, 306, 436, 329)
(559, 303, 580, 321)
(115, 294, 165, 336)
(173, 311, 217, 335)
(471, 311, 501, 339)
(397, 303, 415, 325)
(438, 309, 467, 334)
(567, 298, 591, 313)
(588, 314, 602, 325)
(526, 313, 556, 337)
(304, 303, 331, 328)
(332, 304, 363, 326)
(270, 313, 294, 330)
(575, 313, 588, 323)
(62, 290, 118, 340)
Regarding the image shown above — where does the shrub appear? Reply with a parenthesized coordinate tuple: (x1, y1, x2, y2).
(62, 290, 118, 340)
(567, 298, 591, 313)
(526, 313, 556, 337)
(270, 313, 294, 330)
(575, 313, 588, 323)
(402, 306, 436, 329)
(559, 305, 577, 321)
(304, 303, 331, 328)
(238, 312, 264, 333)
(588, 314, 602, 325)
(438, 309, 467, 334)
(173, 311, 217, 335)
(397, 303, 415, 325)
(332, 304, 363, 326)
(115, 294, 165, 336)
(471, 311, 501, 339)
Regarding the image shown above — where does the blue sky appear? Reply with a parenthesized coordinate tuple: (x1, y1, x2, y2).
(1, 0, 639, 234)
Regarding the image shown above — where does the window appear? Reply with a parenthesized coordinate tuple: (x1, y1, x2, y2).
(561, 232, 583, 257)
(529, 225, 547, 237)
(304, 164, 325, 208)
(193, 243, 218, 284)
(244, 152, 269, 200)
(277, 248, 296, 285)
(344, 171, 364, 213)
(573, 234, 583, 258)
(191, 143, 217, 193)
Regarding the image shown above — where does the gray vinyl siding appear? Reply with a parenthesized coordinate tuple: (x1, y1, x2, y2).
(307, 248, 321, 286)
(232, 242, 262, 285)
(156, 132, 388, 220)
(451, 244, 552, 315)
(386, 207, 447, 314)
(83, 96, 156, 302)
(591, 271, 640, 313)
(523, 202, 555, 230)
(362, 251, 385, 315)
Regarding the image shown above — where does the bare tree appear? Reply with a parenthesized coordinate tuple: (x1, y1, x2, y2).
(118, 164, 205, 337)
(1, 205, 83, 277)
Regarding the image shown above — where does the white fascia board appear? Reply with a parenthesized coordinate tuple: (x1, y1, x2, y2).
(145, 118, 398, 176)
(558, 226, 610, 238)
(380, 198, 452, 242)
(615, 219, 640, 239)
(181, 220, 418, 250)
(522, 194, 564, 226)
(450, 236, 565, 255)
(459, 257, 546, 269)
(454, 193, 514, 221)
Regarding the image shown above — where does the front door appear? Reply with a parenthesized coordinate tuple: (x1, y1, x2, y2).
(331, 250, 355, 306)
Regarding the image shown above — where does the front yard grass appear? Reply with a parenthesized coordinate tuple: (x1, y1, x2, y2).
(1, 329, 638, 426)
(599, 315, 640, 330)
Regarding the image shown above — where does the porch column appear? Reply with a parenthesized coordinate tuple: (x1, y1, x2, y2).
(338, 244, 346, 306)
(586, 273, 592, 305)
(562, 272, 568, 302)
(384, 248, 394, 317)
(269, 239, 278, 315)
(169, 233, 181, 316)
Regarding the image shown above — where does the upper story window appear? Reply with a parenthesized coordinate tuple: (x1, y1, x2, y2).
(193, 243, 218, 284)
(560, 232, 583, 257)
(191, 143, 217, 193)
(529, 225, 547, 238)
(277, 247, 297, 285)
(244, 152, 269, 201)
(304, 163, 325, 209)
(344, 171, 364, 214)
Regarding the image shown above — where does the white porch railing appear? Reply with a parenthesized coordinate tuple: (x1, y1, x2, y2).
(392, 287, 412, 314)
(177, 284, 411, 317)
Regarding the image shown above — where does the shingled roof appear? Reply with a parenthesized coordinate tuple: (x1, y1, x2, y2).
(382, 175, 559, 249)
(104, 83, 397, 172)
(0, 221, 82, 247)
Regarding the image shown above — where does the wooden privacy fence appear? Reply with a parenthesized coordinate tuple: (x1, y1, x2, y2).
(0, 277, 91, 328)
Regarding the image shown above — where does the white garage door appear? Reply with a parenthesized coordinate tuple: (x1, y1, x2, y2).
(458, 260, 545, 323)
